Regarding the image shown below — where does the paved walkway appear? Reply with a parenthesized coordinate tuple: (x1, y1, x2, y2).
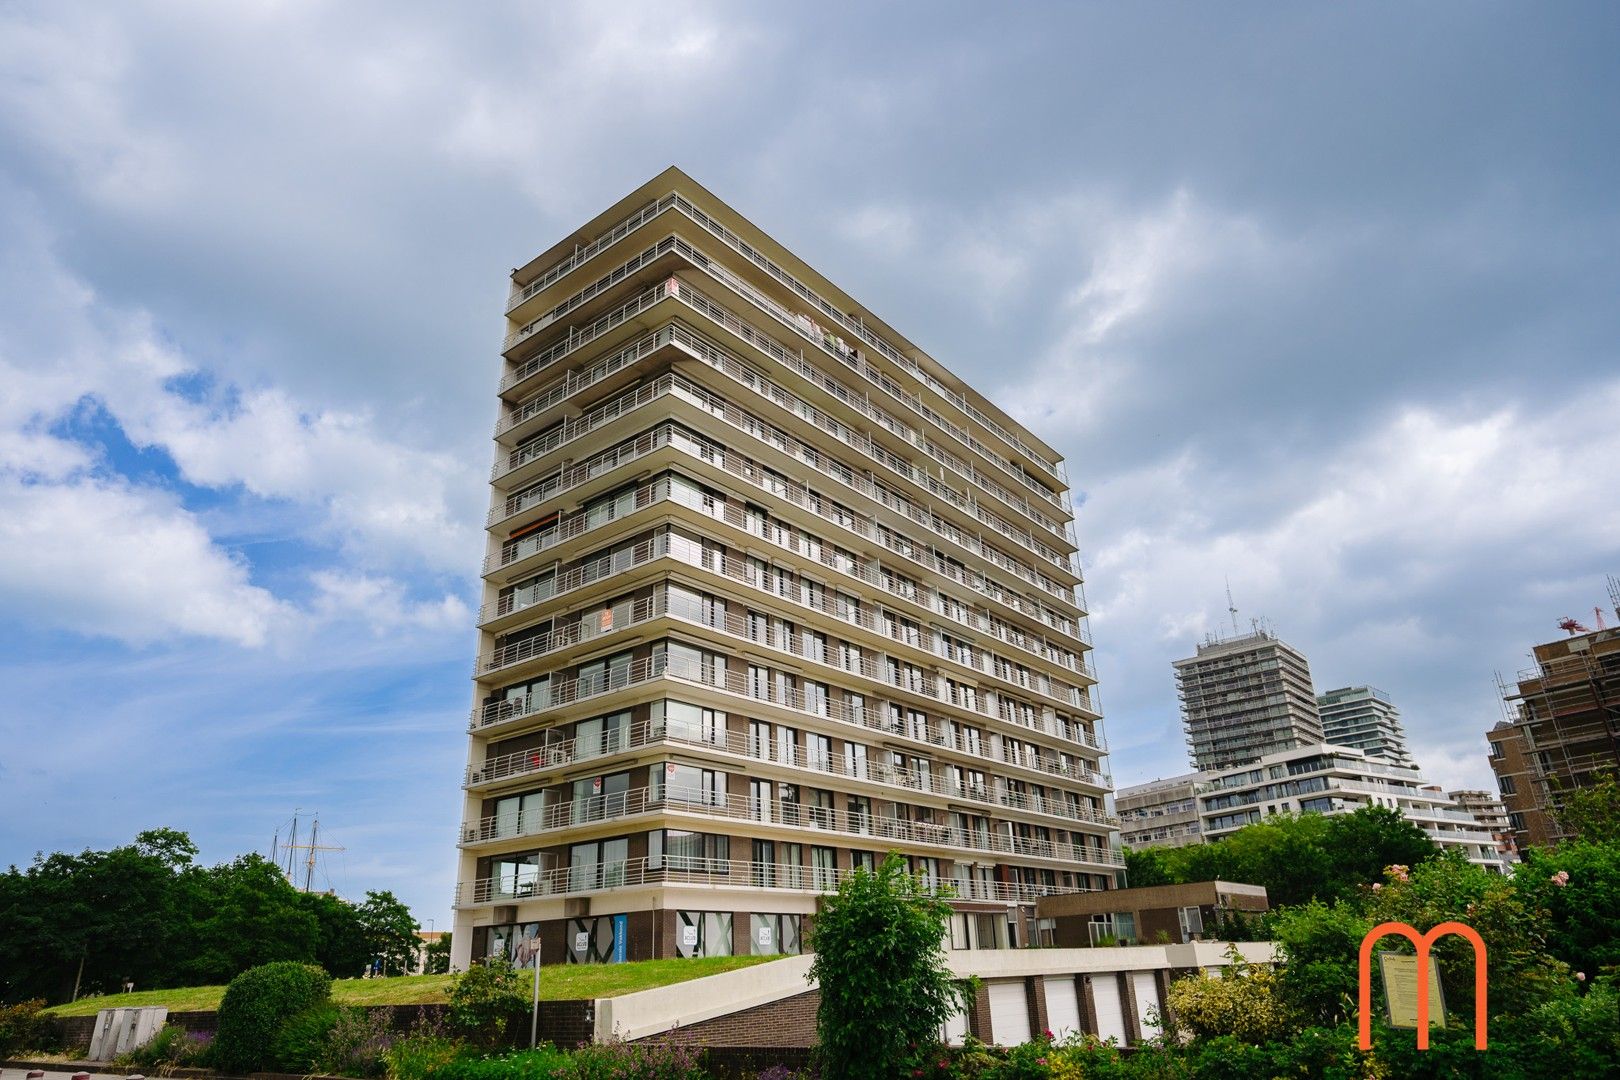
(1, 1068, 128, 1080)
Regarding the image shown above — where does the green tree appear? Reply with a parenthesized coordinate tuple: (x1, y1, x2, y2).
(807, 852, 971, 1080)
(1123, 846, 1174, 887)
(1267, 899, 1371, 1026)
(1553, 771, 1620, 844)
(300, 891, 372, 978)
(447, 956, 527, 1048)
(358, 890, 419, 975)
(1514, 841, 1620, 981)
(423, 932, 453, 975)
(173, 854, 321, 985)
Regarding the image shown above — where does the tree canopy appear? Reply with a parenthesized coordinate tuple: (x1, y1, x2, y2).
(0, 828, 417, 1002)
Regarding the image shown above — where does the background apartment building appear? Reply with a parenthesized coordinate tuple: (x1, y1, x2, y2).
(1489, 613, 1620, 849)
(1316, 685, 1416, 768)
(1174, 628, 1325, 772)
(1116, 773, 1210, 849)
(450, 169, 1115, 970)
(1448, 789, 1520, 863)
(1197, 745, 1508, 871)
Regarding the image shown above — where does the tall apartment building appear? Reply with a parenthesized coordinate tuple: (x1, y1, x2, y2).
(1174, 628, 1325, 772)
(1116, 773, 1210, 849)
(450, 169, 1115, 970)
(1317, 686, 1416, 769)
(1489, 621, 1620, 850)
(1448, 789, 1519, 864)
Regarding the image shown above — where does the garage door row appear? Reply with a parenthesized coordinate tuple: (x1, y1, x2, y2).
(943, 970, 1166, 1047)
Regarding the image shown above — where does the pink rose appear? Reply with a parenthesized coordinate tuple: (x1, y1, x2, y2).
(1551, 870, 1570, 887)
(1576, 972, 1586, 982)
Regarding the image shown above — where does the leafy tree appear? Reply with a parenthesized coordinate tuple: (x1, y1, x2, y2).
(175, 854, 321, 985)
(301, 891, 373, 978)
(807, 852, 971, 1080)
(358, 890, 420, 976)
(1122, 846, 1173, 887)
(1266, 900, 1370, 1026)
(1514, 841, 1620, 981)
(1553, 770, 1620, 844)
(423, 931, 453, 975)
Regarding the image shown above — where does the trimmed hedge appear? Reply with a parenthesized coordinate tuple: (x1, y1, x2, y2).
(214, 960, 333, 1072)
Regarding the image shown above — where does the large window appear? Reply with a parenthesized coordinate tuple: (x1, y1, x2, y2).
(572, 771, 631, 823)
(492, 790, 545, 840)
(574, 710, 631, 759)
(654, 763, 723, 807)
(654, 699, 722, 745)
(750, 913, 803, 956)
(677, 911, 734, 958)
(568, 837, 629, 892)
(649, 830, 729, 872)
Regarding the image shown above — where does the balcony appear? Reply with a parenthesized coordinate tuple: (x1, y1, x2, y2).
(464, 718, 1113, 831)
(488, 419, 1078, 616)
(459, 783, 1125, 871)
(470, 652, 1106, 790)
(507, 194, 1067, 489)
(481, 529, 1093, 692)
(494, 360, 1074, 578)
(455, 854, 1092, 908)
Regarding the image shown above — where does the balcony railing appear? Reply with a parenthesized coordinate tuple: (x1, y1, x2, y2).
(500, 318, 1074, 550)
(482, 530, 1092, 688)
(506, 194, 1067, 486)
(484, 476, 1090, 678)
(455, 854, 1093, 908)
(491, 417, 1075, 612)
(458, 784, 1125, 871)
(477, 580, 1093, 714)
(495, 361, 1072, 577)
(470, 651, 1104, 785)
(506, 240, 1067, 518)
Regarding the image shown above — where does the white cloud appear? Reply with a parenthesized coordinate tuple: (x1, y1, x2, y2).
(309, 570, 470, 636)
(0, 473, 287, 647)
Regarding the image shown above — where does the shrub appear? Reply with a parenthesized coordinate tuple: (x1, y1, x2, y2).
(384, 1031, 465, 1080)
(1163, 947, 1290, 1044)
(448, 957, 530, 1049)
(271, 1004, 340, 1073)
(412, 1045, 571, 1080)
(214, 959, 334, 1072)
(125, 1023, 214, 1070)
(0, 999, 50, 1058)
(319, 1005, 398, 1077)
(808, 852, 972, 1080)
(564, 1039, 707, 1079)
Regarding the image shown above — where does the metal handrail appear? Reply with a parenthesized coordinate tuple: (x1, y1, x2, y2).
(454, 853, 1094, 908)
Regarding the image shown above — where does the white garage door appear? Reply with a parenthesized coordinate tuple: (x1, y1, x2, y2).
(1045, 977, 1082, 1041)
(988, 980, 1032, 1046)
(1132, 972, 1162, 1039)
(941, 1002, 969, 1046)
(1091, 974, 1128, 1045)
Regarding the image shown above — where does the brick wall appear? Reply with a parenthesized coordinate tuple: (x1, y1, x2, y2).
(636, 988, 820, 1049)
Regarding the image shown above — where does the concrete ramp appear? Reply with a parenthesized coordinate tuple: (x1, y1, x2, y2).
(595, 955, 813, 1042)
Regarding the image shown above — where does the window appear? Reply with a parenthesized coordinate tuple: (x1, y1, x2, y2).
(574, 710, 632, 759)
(752, 838, 776, 886)
(750, 779, 773, 821)
(812, 846, 838, 890)
(568, 837, 629, 892)
(492, 790, 546, 840)
(493, 854, 540, 900)
(808, 733, 833, 771)
(572, 771, 631, 823)
(655, 764, 723, 807)
(653, 699, 723, 745)
(844, 741, 868, 779)
(676, 911, 733, 958)
(650, 830, 729, 872)
(1498, 775, 1517, 796)
(750, 913, 803, 955)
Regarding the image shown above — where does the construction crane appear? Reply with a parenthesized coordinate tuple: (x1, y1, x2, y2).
(1558, 617, 1591, 636)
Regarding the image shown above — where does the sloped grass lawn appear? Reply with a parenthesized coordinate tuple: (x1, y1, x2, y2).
(43, 955, 776, 1016)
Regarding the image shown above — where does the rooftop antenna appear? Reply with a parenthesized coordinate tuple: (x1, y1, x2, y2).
(1225, 576, 1240, 636)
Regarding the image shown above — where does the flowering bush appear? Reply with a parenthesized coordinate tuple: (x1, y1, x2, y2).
(1164, 947, 1292, 1044)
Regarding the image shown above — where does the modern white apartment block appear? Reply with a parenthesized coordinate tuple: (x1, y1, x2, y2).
(1448, 789, 1520, 863)
(1116, 772, 1211, 849)
(1197, 745, 1508, 871)
(1316, 685, 1417, 769)
(1173, 628, 1325, 772)
(450, 169, 1115, 970)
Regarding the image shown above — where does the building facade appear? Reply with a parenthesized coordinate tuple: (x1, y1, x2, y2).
(1116, 773, 1211, 849)
(1448, 789, 1519, 863)
(1316, 685, 1416, 768)
(1121, 746, 1508, 872)
(450, 169, 1115, 970)
(1174, 629, 1325, 772)
(1489, 624, 1620, 850)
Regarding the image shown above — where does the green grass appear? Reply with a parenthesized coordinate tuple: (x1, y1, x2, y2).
(41, 955, 778, 1017)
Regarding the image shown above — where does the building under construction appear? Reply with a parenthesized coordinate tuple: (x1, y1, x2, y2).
(1489, 584, 1620, 849)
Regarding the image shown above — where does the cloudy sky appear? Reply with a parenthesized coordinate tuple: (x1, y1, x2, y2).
(2, 2, 1617, 925)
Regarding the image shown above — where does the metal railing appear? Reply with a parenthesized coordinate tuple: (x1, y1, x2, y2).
(471, 650, 1104, 783)
(458, 784, 1124, 869)
(466, 718, 1112, 825)
(455, 853, 1094, 908)
(506, 193, 1067, 484)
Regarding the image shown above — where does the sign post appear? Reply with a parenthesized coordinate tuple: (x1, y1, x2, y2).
(1377, 953, 1446, 1031)
(529, 941, 541, 1049)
